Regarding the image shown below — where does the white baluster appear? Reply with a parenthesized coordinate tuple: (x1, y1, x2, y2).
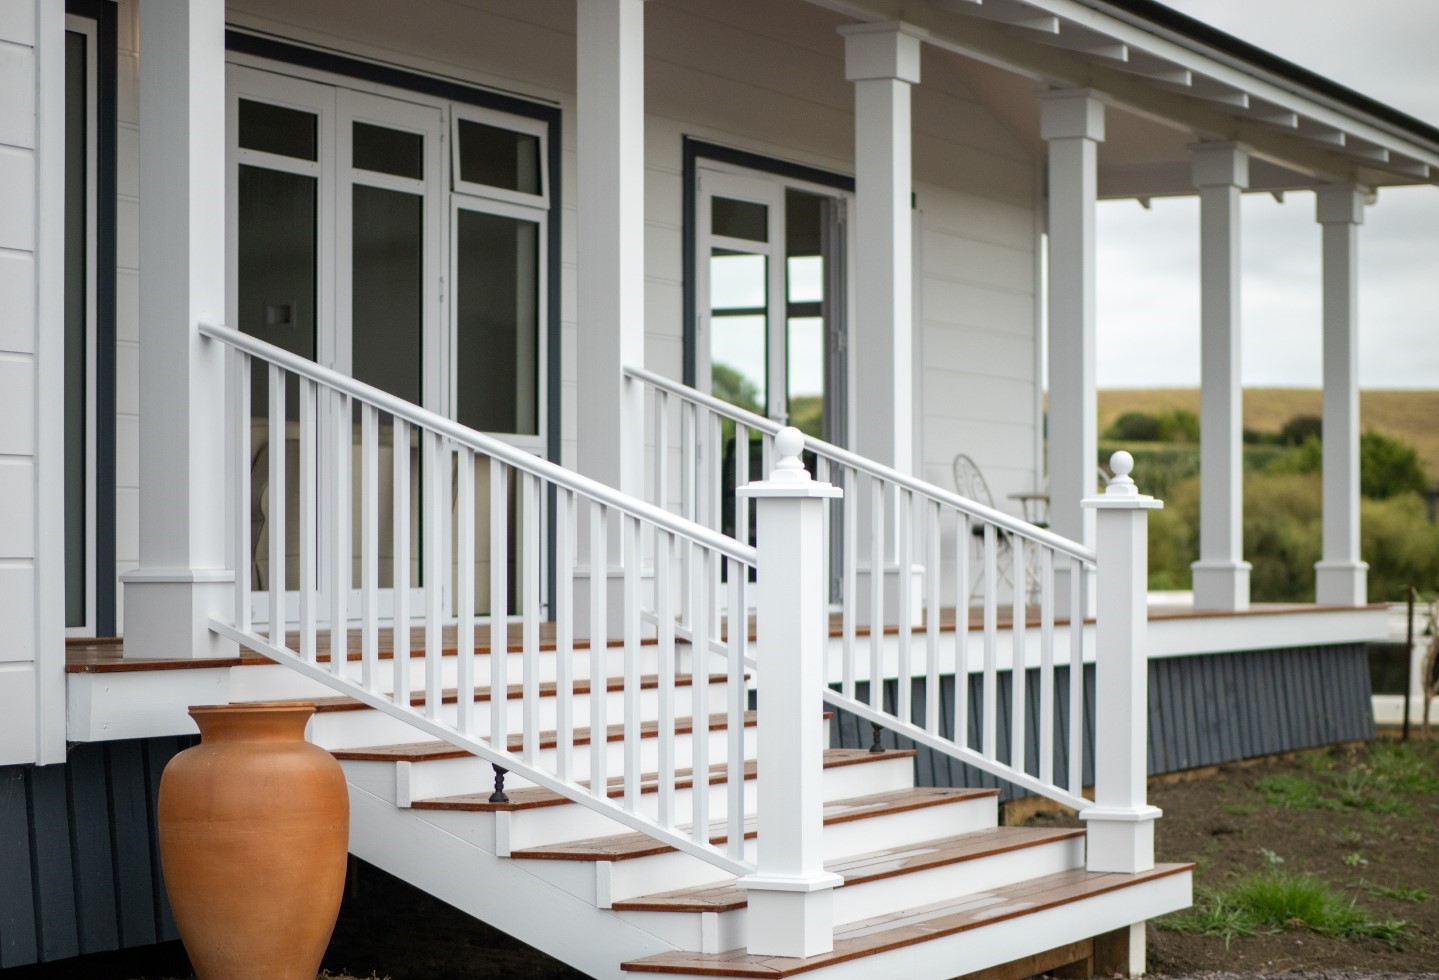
(897, 488, 912, 725)
(491, 458, 511, 750)
(555, 489, 576, 782)
(689, 543, 711, 841)
(925, 499, 941, 736)
(522, 473, 541, 766)
(982, 523, 998, 759)
(297, 379, 316, 664)
(656, 530, 676, 830)
(391, 418, 411, 705)
(234, 351, 251, 632)
(841, 466, 857, 701)
(1039, 547, 1056, 785)
(360, 404, 379, 690)
(953, 513, 970, 750)
(735, 427, 842, 958)
(622, 514, 642, 808)
(423, 431, 445, 717)
(1012, 537, 1028, 775)
(735, 423, 750, 545)
(268, 364, 287, 649)
(589, 500, 608, 797)
(654, 388, 668, 513)
(328, 389, 349, 677)
(868, 475, 885, 714)
(726, 558, 747, 862)
(455, 448, 476, 735)
(1081, 451, 1163, 872)
(1069, 555, 1083, 795)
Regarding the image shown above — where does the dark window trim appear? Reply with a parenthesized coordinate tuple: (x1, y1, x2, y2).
(681, 138, 853, 389)
(67, 0, 117, 636)
(225, 30, 565, 610)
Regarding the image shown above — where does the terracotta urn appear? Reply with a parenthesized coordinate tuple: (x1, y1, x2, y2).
(158, 703, 349, 980)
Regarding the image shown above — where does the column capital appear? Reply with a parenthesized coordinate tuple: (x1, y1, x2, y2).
(839, 21, 927, 84)
(1191, 142, 1250, 189)
(1039, 88, 1106, 142)
(1316, 184, 1368, 225)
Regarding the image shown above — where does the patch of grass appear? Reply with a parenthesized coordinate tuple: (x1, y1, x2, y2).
(1361, 880, 1431, 903)
(1160, 871, 1409, 947)
(1333, 826, 1364, 846)
(1342, 851, 1368, 868)
(1256, 774, 1336, 810)
(1222, 803, 1256, 817)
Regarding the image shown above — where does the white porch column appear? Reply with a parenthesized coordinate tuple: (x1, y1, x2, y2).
(1314, 186, 1368, 605)
(575, 0, 646, 637)
(1190, 142, 1251, 611)
(840, 22, 924, 475)
(120, 0, 233, 659)
(576, 0, 645, 496)
(1040, 90, 1105, 552)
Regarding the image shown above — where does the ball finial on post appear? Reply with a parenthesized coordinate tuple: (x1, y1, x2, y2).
(770, 426, 811, 484)
(1105, 450, 1137, 496)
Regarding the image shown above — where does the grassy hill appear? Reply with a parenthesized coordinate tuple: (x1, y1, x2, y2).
(1097, 388, 1439, 479)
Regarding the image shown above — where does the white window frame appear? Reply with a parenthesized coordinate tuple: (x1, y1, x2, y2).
(448, 193, 550, 457)
(449, 103, 549, 209)
(65, 14, 99, 638)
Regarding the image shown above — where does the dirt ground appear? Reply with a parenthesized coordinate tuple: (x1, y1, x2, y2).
(1029, 736, 1439, 975)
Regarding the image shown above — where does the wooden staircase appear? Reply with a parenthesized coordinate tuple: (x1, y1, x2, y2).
(219, 639, 1192, 980)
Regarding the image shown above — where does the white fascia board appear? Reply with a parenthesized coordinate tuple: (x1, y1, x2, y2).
(1024, 0, 1439, 169)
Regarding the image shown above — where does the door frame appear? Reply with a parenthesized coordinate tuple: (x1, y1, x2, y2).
(682, 139, 856, 446)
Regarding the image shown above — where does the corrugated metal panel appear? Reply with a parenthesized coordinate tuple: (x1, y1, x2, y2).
(0, 735, 194, 968)
(829, 643, 1375, 802)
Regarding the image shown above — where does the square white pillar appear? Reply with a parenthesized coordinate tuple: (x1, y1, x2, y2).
(574, 0, 648, 637)
(1314, 185, 1368, 606)
(120, 0, 234, 659)
(1041, 90, 1105, 553)
(840, 21, 925, 476)
(1190, 143, 1251, 612)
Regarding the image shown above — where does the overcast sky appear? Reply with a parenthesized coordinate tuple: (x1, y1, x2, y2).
(1095, 0, 1439, 389)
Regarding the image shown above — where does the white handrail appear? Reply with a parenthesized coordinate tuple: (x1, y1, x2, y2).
(206, 323, 757, 566)
(208, 322, 760, 881)
(624, 364, 1095, 563)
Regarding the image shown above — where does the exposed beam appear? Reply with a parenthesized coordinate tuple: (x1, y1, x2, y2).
(1031, 24, 1129, 63)
(930, 0, 1060, 34)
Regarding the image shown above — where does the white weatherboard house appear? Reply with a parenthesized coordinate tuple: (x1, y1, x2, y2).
(0, 0, 1427, 976)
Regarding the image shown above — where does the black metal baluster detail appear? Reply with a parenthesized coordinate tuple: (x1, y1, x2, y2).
(869, 721, 885, 754)
(489, 764, 510, 803)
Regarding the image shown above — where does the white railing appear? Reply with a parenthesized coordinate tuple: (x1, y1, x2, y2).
(626, 366, 1134, 816)
(203, 323, 759, 878)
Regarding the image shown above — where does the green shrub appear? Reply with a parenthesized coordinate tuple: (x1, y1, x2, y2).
(1362, 494, 1439, 600)
(1360, 429, 1428, 499)
(1281, 414, 1323, 445)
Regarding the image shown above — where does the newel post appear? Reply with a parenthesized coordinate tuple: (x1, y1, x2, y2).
(1081, 451, 1163, 873)
(735, 428, 842, 958)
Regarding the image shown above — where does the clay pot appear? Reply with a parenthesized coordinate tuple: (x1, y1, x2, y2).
(158, 703, 349, 980)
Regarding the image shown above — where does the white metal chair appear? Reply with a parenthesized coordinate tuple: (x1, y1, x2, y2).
(952, 454, 1015, 602)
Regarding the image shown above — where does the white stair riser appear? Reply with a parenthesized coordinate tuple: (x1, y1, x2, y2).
(410, 754, 919, 853)
(307, 679, 736, 749)
(340, 722, 760, 805)
(831, 834, 1086, 927)
(523, 795, 999, 907)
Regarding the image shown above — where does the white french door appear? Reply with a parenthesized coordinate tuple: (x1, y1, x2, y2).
(227, 66, 443, 629)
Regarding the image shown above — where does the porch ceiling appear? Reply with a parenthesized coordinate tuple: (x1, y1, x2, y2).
(807, 0, 1439, 198)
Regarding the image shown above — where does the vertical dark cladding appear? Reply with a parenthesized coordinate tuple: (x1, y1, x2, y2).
(829, 644, 1375, 801)
(0, 736, 196, 969)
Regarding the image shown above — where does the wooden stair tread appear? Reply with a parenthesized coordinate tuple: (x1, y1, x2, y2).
(412, 748, 918, 812)
(246, 673, 729, 713)
(612, 826, 1084, 913)
(620, 864, 1195, 977)
(330, 711, 762, 761)
(510, 787, 995, 862)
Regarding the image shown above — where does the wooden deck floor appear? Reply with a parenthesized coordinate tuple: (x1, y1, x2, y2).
(65, 601, 1379, 673)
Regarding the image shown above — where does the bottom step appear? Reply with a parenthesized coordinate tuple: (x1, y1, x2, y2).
(621, 863, 1193, 978)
